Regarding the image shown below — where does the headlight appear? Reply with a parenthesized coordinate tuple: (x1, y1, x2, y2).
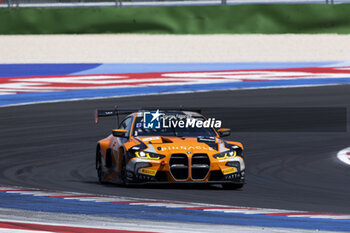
(213, 148, 242, 160)
(213, 151, 236, 159)
(134, 151, 165, 160)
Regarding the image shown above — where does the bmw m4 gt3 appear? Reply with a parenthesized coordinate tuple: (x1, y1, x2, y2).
(95, 109, 245, 189)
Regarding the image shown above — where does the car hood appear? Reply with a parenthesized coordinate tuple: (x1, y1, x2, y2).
(137, 136, 231, 154)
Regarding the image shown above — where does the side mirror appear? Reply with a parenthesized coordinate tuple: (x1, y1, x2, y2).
(217, 128, 231, 137)
(112, 129, 128, 138)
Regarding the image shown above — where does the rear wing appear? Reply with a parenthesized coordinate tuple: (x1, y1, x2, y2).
(94, 108, 136, 124)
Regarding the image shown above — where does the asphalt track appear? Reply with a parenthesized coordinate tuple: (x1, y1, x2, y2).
(0, 85, 350, 215)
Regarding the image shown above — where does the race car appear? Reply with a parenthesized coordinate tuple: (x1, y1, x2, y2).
(95, 108, 245, 189)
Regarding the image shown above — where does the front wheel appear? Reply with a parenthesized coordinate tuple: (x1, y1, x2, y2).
(96, 150, 105, 183)
(120, 153, 129, 186)
(222, 183, 244, 190)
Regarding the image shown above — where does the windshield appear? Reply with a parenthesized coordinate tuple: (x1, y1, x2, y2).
(133, 115, 217, 137)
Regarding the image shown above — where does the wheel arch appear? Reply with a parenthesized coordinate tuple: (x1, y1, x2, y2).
(97, 139, 111, 159)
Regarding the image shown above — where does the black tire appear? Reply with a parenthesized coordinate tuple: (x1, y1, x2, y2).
(96, 149, 105, 184)
(222, 183, 244, 190)
(120, 153, 129, 186)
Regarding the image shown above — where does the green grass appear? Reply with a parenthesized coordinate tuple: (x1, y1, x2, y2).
(1, 4, 350, 34)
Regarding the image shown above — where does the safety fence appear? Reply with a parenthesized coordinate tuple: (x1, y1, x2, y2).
(0, 0, 346, 8)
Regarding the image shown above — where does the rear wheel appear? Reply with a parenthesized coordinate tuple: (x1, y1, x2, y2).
(222, 183, 244, 190)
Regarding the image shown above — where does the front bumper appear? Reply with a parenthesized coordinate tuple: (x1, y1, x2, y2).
(125, 157, 245, 184)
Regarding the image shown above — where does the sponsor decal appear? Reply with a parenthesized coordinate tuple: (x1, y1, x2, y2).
(222, 167, 236, 175)
(197, 136, 216, 143)
(160, 146, 215, 151)
(139, 168, 157, 176)
(141, 136, 161, 142)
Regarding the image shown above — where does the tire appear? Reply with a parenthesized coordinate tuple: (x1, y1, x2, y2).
(120, 153, 129, 186)
(96, 149, 105, 183)
(222, 183, 244, 190)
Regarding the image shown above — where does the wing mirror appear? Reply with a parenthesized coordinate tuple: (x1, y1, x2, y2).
(112, 129, 128, 138)
(217, 128, 231, 137)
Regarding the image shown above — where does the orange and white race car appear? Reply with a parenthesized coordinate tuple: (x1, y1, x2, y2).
(95, 109, 245, 189)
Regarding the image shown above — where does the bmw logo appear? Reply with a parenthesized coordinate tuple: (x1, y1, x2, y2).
(187, 151, 191, 154)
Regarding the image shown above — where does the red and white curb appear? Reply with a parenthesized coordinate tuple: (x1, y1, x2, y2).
(2, 67, 350, 95)
(337, 147, 350, 166)
(0, 220, 157, 233)
(1, 185, 350, 220)
(0, 208, 332, 233)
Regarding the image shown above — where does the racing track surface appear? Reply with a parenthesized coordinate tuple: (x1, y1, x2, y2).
(0, 85, 350, 214)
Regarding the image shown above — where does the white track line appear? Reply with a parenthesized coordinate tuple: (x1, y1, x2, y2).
(337, 147, 350, 166)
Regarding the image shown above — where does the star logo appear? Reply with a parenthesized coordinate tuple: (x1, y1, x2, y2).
(143, 110, 162, 129)
(150, 109, 162, 122)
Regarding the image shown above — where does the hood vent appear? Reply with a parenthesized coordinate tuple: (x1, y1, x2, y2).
(160, 137, 173, 143)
